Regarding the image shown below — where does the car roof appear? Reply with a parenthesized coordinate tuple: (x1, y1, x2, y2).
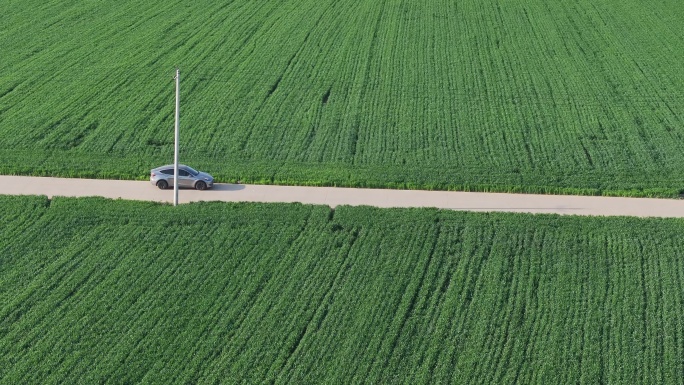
(151, 164, 191, 171)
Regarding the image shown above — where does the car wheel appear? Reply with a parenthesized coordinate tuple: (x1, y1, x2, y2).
(195, 181, 207, 191)
(157, 180, 168, 190)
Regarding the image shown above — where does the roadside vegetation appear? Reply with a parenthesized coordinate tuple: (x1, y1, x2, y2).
(1, 195, 683, 383)
(1, 0, 683, 196)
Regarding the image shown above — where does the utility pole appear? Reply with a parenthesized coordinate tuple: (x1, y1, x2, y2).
(173, 68, 180, 206)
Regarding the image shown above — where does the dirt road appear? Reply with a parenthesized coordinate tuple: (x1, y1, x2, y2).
(1, 175, 682, 218)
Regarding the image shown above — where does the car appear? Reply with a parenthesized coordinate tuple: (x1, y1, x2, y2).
(150, 164, 214, 190)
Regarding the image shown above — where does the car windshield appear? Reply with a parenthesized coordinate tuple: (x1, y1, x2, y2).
(185, 166, 199, 176)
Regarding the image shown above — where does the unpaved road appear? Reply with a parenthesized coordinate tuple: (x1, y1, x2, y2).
(1, 175, 683, 218)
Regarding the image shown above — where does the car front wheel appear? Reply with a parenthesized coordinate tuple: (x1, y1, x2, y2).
(195, 181, 207, 191)
(157, 180, 168, 190)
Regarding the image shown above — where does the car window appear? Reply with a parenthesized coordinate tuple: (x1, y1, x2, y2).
(161, 169, 173, 175)
(178, 169, 190, 177)
(186, 167, 199, 176)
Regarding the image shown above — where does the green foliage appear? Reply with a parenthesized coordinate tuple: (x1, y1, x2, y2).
(1, 0, 684, 197)
(1, 196, 683, 384)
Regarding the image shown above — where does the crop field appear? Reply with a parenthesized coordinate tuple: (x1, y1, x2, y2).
(1, 0, 683, 196)
(1, 195, 683, 383)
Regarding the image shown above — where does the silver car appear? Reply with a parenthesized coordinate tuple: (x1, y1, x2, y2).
(150, 164, 214, 190)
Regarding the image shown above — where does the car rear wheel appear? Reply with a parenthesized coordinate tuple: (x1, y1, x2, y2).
(195, 181, 207, 191)
(157, 180, 168, 190)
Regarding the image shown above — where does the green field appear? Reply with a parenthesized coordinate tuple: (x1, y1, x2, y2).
(1, 195, 683, 383)
(1, 0, 683, 196)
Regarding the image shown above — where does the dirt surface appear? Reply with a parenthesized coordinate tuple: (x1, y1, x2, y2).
(1, 175, 683, 218)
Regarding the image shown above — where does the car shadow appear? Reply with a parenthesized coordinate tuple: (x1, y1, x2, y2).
(208, 183, 246, 192)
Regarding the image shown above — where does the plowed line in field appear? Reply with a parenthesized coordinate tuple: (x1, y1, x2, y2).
(207, 222, 316, 369)
(672, 242, 684, 378)
(237, 1, 334, 155)
(276, 226, 359, 380)
(175, 230, 258, 379)
(419, 230, 459, 382)
(350, 0, 387, 162)
(380, 225, 441, 377)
